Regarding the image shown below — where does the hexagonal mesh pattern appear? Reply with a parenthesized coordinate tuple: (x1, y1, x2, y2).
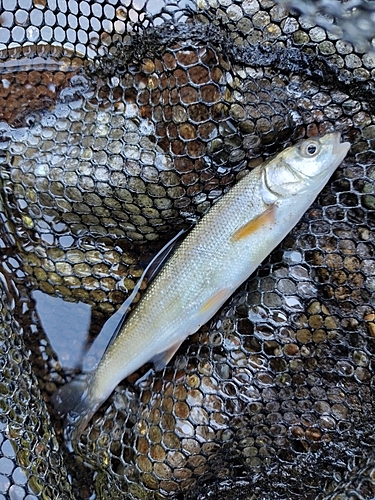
(0, 256, 73, 498)
(0, 0, 375, 499)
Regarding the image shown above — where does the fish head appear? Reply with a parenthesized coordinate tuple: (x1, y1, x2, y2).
(289, 132, 351, 180)
(264, 132, 350, 198)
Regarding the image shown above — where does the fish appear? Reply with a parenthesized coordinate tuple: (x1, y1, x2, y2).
(52, 132, 350, 443)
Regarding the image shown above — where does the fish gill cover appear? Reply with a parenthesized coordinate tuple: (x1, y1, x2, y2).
(0, 0, 374, 499)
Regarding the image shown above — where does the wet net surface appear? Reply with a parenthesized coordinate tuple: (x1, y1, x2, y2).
(0, 0, 375, 499)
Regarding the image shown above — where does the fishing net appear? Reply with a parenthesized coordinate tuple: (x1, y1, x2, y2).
(0, 0, 375, 499)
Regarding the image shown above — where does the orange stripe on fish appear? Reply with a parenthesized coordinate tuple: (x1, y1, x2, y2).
(231, 203, 277, 242)
(200, 288, 230, 315)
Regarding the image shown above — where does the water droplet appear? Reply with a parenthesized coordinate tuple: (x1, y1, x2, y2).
(285, 296, 303, 309)
(248, 306, 268, 322)
(272, 310, 287, 322)
(284, 250, 303, 263)
(116, 7, 127, 21)
(26, 26, 39, 41)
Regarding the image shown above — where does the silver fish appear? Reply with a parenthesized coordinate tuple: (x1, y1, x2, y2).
(53, 132, 350, 442)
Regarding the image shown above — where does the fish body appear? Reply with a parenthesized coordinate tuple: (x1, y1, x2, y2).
(53, 133, 350, 441)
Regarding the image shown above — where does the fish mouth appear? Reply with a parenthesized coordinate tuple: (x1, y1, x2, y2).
(332, 131, 351, 159)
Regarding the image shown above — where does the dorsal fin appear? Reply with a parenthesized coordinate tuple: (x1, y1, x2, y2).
(82, 228, 189, 368)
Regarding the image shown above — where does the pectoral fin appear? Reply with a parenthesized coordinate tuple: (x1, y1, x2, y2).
(151, 339, 185, 372)
(231, 203, 276, 242)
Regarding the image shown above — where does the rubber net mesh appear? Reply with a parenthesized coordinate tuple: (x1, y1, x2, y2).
(0, 0, 375, 499)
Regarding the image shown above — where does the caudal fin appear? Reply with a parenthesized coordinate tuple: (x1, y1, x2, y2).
(51, 374, 100, 445)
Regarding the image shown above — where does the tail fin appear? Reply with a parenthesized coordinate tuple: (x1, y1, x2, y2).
(51, 374, 100, 445)
(52, 374, 88, 416)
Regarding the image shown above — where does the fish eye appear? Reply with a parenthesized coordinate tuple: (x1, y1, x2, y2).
(300, 141, 321, 157)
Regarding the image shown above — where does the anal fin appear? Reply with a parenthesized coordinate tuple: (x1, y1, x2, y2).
(199, 288, 230, 316)
(151, 339, 185, 372)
